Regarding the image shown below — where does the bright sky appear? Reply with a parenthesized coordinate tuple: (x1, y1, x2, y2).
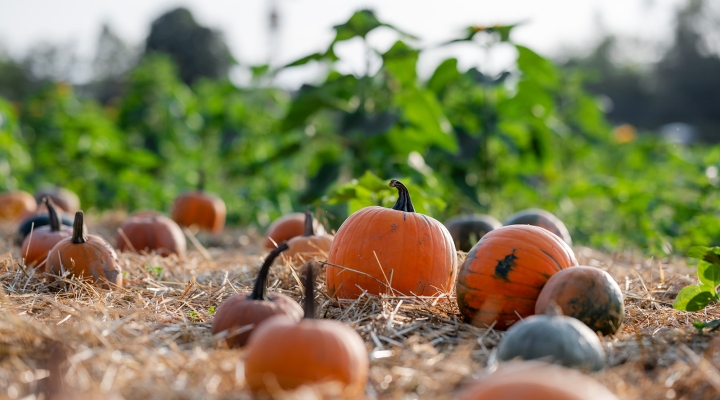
(0, 0, 687, 87)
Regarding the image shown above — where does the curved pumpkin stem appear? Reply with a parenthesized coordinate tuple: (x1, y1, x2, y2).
(303, 263, 315, 319)
(249, 242, 289, 301)
(389, 180, 415, 213)
(71, 211, 87, 244)
(303, 210, 314, 237)
(45, 197, 60, 232)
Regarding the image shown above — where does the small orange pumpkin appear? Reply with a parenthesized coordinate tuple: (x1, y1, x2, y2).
(326, 180, 456, 299)
(46, 211, 122, 289)
(116, 214, 186, 257)
(244, 263, 368, 396)
(445, 214, 502, 252)
(456, 225, 577, 330)
(34, 186, 80, 213)
(535, 266, 624, 335)
(457, 361, 618, 400)
(211, 242, 303, 348)
(0, 190, 37, 221)
(170, 174, 226, 233)
(264, 212, 327, 249)
(504, 208, 572, 245)
(21, 198, 73, 267)
(282, 210, 334, 262)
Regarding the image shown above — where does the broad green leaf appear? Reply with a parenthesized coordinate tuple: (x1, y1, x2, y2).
(427, 58, 460, 95)
(442, 23, 521, 45)
(332, 9, 417, 43)
(516, 45, 559, 89)
(382, 41, 419, 87)
(673, 285, 715, 311)
(688, 246, 720, 266)
(392, 89, 457, 153)
(697, 260, 720, 292)
(283, 49, 338, 68)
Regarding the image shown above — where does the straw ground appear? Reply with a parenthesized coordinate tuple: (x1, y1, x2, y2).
(1, 214, 719, 399)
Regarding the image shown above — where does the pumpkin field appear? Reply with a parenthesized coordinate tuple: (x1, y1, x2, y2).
(2, 5, 720, 400)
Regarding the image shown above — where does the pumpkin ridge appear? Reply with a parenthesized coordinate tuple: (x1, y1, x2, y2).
(540, 249, 564, 271)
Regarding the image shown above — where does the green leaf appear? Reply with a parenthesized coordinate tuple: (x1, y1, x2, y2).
(283, 49, 338, 68)
(688, 246, 720, 266)
(673, 285, 715, 311)
(427, 58, 461, 95)
(697, 260, 720, 292)
(382, 40, 419, 87)
(515, 45, 559, 89)
(442, 23, 521, 45)
(392, 89, 457, 153)
(693, 320, 706, 333)
(332, 9, 417, 44)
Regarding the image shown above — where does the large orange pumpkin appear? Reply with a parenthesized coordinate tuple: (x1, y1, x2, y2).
(282, 210, 334, 262)
(170, 175, 226, 233)
(326, 180, 456, 299)
(0, 191, 37, 221)
(211, 242, 303, 348)
(504, 208, 572, 246)
(457, 361, 618, 400)
(116, 214, 186, 257)
(457, 225, 577, 330)
(264, 212, 327, 249)
(244, 264, 368, 396)
(21, 198, 73, 267)
(46, 211, 122, 289)
(535, 266, 624, 336)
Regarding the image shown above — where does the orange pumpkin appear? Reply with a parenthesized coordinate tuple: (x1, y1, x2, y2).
(326, 180, 456, 299)
(264, 212, 327, 249)
(457, 361, 618, 400)
(170, 175, 226, 233)
(445, 214, 502, 252)
(0, 190, 37, 221)
(244, 264, 368, 396)
(34, 186, 80, 213)
(116, 214, 186, 257)
(46, 211, 122, 289)
(283, 210, 334, 262)
(211, 242, 303, 348)
(535, 266, 624, 335)
(21, 198, 73, 267)
(456, 225, 577, 330)
(504, 208, 572, 246)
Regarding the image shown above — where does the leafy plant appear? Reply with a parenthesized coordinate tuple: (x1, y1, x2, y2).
(673, 246, 720, 311)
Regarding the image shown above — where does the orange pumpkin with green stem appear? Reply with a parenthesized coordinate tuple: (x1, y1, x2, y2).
(457, 224, 577, 330)
(45, 211, 122, 289)
(283, 210, 334, 262)
(211, 242, 303, 348)
(21, 198, 72, 267)
(326, 179, 457, 299)
(244, 263, 368, 396)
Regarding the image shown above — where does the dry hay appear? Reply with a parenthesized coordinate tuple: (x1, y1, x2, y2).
(1, 216, 720, 400)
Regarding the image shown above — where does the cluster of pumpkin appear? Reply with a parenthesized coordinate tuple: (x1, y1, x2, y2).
(1, 180, 624, 398)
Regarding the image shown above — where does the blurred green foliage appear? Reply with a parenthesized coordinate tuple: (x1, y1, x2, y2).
(0, 10, 719, 256)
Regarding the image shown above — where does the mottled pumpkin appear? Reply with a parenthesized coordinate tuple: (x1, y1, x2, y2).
(211, 243, 303, 348)
(458, 361, 618, 400)
(46, 211, 122, 289)
(283, 210, 334, 262)
(504, 208, 572, 245)
(457, 225, 577, 330)
(445, 214, 502, 252)
(21, 198, 73, 267)
(245, 264, 368, 396)
(326, 180, 456, 299)
(264, 212, 327, 250)
(34, 186, 80, 213)
(0, 191, 37, 221)
(535, 266, 624, 335)
(116, 214, 186, 257)
(496, 313, 606, 371)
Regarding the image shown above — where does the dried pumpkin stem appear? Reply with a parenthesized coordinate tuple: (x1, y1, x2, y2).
(303, 209, 314, 237)
(389, 179, 415, 213)
(303, 263, 316, 319)
(45, 197, 60, 232)
(71, 211, 87, 244)
(249, 242, 289, 301)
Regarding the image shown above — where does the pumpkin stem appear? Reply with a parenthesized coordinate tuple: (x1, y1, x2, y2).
(197, 170, 205, 192)
(303, 263, 315, 319)
(303, 209, 314, 237)
(389, 179, 415, 213)
(249, 242, 289, 301)
(71, 211, 87, 244)
(45, 197, 60, 232)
